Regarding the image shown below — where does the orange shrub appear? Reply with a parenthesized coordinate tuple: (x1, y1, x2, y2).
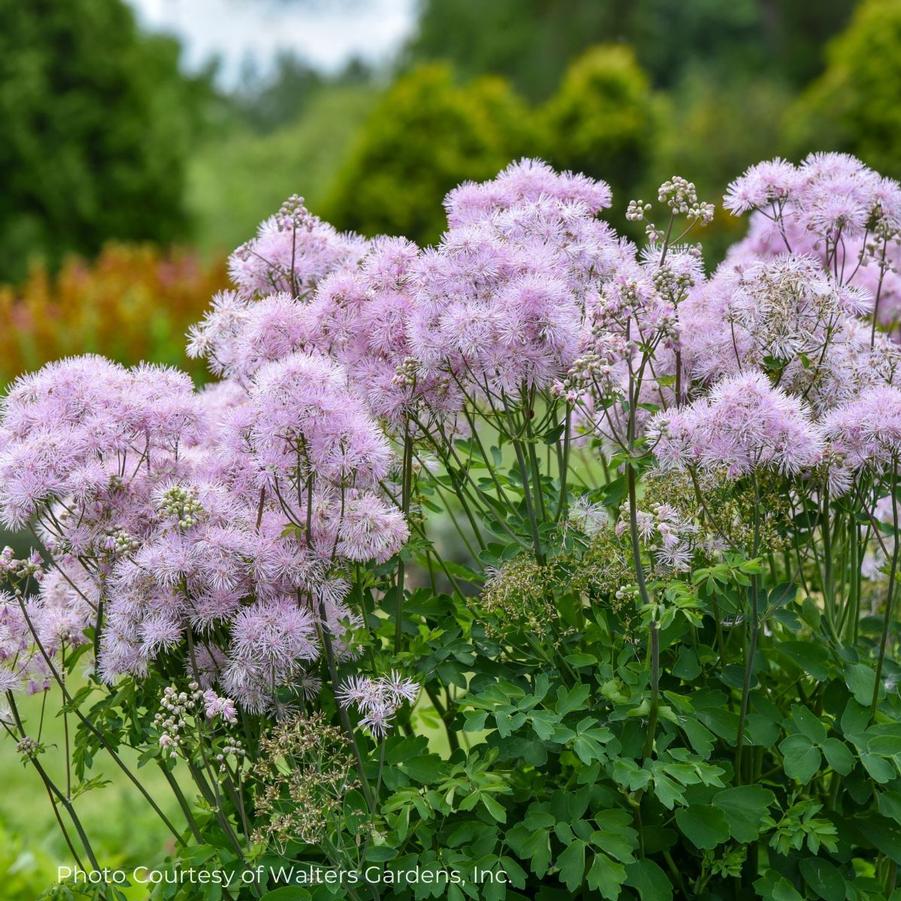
(0, 244, 228, 386)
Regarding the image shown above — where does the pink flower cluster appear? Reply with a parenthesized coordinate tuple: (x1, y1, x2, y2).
(651, 372, 823, 478)
(823, 385, 901, 491)
(0, 346, 407, 712)
(228, 194, 366, 299)
(337, 671, 419, 738)
(2, 152, 901, 716)
(651, 154, 901, 492)
(723, 153, 901, 327)
(678, 254, 892, 413)
(409, 160, 626, 397)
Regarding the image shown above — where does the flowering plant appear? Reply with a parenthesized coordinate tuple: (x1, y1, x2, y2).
(4, 153, 901, 900)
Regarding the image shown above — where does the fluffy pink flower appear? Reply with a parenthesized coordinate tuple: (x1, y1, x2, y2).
(651, 372, 823, 478)
(409, 162, 623, 397)
(228, 195, 365, 299)
(203, 689, 238, 723)
(823, 385, 901, 491)
(336, 671, 418, 738)
(247, 351, 392, 489)
(445, 158, 612, 226)
(223, 599, 319, 714)
(724, 157, 799, 214)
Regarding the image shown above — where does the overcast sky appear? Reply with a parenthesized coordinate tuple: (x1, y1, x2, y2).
(128, 0, 417, 85)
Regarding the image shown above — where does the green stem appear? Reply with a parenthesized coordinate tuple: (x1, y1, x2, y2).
(12, 592, 185, 845)
(735, 476, 762, 781)
(627, 464, 658, 758)
(395, 428, 413, 652)
(872, 463, 900, 718)
(555, 405, 572, 522)
(315, 612, 377, 813)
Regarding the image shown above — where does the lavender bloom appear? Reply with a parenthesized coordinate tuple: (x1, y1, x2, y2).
(678, 255, 895, 413)
(408, 159, 624, 398)
(822, 385, 901, 491)
(3, 153, 901, 725)
(650, 372, 823, 478)
(223, 600, 319, 714)
(227, 195, 365, 300)
(336, 672, 419, 739)
(724, 153, 901, 328)
(203, 689, 238, 724)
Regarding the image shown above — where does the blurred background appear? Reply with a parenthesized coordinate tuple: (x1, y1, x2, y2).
(0, 0, 898, 894)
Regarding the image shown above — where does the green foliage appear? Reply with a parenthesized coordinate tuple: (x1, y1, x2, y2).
(787, 0, 901, 178)
(324, 65, 535, 246)
(404, 0, 855, 99)
(229, 52, 373, 135)
(324, 51, 665, 245)
(652, 72, 793, 260)
(0, 823, 61, 900)
(231, 51, 327, 134)
(0, 682, 182, 901)
(0, 0, 206, 280)
(403, 0, 619, 101)
(188, 84, 377, 254)
(541, 45, 658, 211)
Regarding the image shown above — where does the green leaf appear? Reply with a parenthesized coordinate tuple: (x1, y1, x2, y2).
(494, 709, 527, 738)
(556, 683, 591, 716)
(773, 642, 831, 680)
(746, 713, 781, 747)
(260, 889, 312, 901)
(681, 717, 715, 756)
(593, 810, 638, 864)
(860, 814, 901, 864)
(624, 859, 673, 901)
(845, 663, 879, 707)
(862, 753, 896, 783)
(878, 789, 901, 825)
(673, 648, 701, 681)
(565, 653, 598, 668)
(652, 771, 686, 809)
(573, 735, 606, 765)
(480, 793, 508, 823)
(694, 706, 740, 742)
(587, 853, 627, 900)
(612, 758, 650, 792)
(557, 839, 587, 892)
(868, 730, 901, 757)
(506, 824, 551, 878)
(841, 698, 870, 737)
(821, 738, 854, 776)
(499, 855, 527, 890)
(766, 583, 798, 609)
(791, 705, 827, 744)
(402, 753, 445, 783)
(365, 845, 397, 862)
(675, 805, 730, 849)
(527, 711, 556, 742)
(754, 873, 804, 901)
(780, 734, 822, 783)
(713, 785, 775, 842)
(798, 857, 846, 901)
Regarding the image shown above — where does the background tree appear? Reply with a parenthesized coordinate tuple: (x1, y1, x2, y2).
(786, 0, 901, 178)
(0, 0, 207, 280)
(325, 64, 536, 245)
(541, 45, 659, 210)
(403, 0, 855, 100)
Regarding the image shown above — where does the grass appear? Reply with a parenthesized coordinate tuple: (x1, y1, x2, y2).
(0, 685, 183, 898)
(187, 84, 379, 257)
